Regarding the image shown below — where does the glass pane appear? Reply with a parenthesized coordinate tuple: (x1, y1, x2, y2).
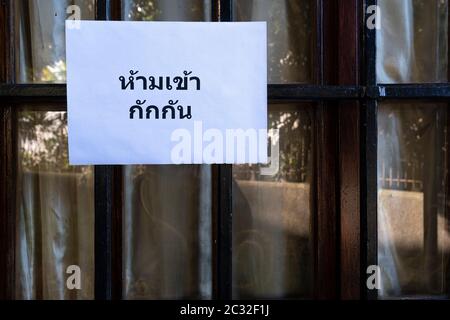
(378, 102, 450, 298)
(123, 166, 212, 299)
(16, 109, 94, 299)
(233, 0, 315, 84)
(376, 0, 448, 83)
(232, 104, 314, 299)
(15, 0, 96, 83)
(122, 0, 210, 21)
(121, 0, 212, 300)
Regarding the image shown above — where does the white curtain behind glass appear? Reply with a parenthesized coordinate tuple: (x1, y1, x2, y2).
(377, 0, 448, 83)
(15, 0, 96, 300)
(377, 0, 450, 298)
(15, 0, 95, 83)
(16, 111, 94, 300)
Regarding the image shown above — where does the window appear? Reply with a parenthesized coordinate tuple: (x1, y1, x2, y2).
(1, 0, 448, 301)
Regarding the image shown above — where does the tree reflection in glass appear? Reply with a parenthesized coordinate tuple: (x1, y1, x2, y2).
(15, 0, 95, 83)
(233, 0, 314, 83)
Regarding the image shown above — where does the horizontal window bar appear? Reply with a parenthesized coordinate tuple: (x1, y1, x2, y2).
(367, 84, 450, 99)
(1, 84, 450, 102)
(268, 84, 362, 101)
(0, 84, 362, 101)
(0, 84, 66, 102)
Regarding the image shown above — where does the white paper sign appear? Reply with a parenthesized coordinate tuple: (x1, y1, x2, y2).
(66, 21, 267, 165)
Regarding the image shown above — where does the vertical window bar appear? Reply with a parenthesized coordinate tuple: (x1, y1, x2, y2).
(314, 0, 339, 299)
(217, 164, 232, 300)
(338, 0, 361, 300)
(211, 0, 233, 300)
(362, 0, 378, 300)
(110, 0, 122, 301)
(0, 107, 15, 300)
(0, 0, 15, 300)
(94, 0, 114, 300)
(96, 0, 112, 20)
(94, 166, 114, 300)
(219, 0, 232, 22)
(445, 2, 450, 298)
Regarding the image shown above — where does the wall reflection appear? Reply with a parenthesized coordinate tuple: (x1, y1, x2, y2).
(232, 104, 314, 299)
(378, 103, 450, 298)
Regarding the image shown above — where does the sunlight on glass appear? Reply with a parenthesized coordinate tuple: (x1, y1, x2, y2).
(377, 102, 450, 298)
(15, 0, 95, 83)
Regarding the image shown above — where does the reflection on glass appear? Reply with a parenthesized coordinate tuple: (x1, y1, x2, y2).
(123, 166, 212, 299)
(122, 0, 210, 21)
(121, 0, 212, 300)
(378, 102, 450, 298)
(15, 0, 96, 83)
(233, 0, 314, 83)
(232, 104, 314, 299)
(16, 110, 94, 299)
(377, 0, 448, 83)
